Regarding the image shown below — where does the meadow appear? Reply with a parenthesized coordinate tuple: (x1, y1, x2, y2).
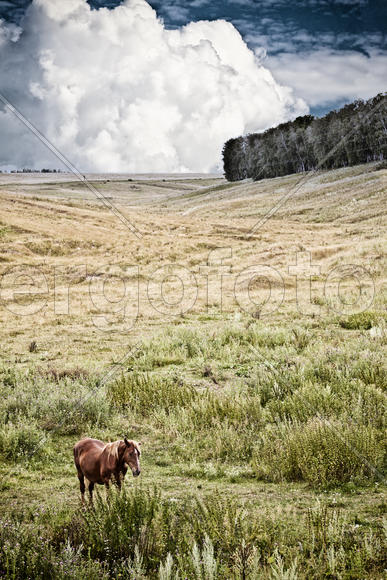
(0, 163, 386, 578)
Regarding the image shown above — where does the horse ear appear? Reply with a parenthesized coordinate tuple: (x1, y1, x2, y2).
(124, 437, 130, 447)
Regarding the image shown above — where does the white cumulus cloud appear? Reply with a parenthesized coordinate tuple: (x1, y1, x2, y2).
(0, 0, 307, 172)
(268, 49, 387, 108)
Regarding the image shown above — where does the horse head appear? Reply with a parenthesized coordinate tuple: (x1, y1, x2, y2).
(121, 437, 141, 477)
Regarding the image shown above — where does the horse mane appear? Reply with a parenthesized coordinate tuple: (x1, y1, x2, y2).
(104, 440, 122, 460)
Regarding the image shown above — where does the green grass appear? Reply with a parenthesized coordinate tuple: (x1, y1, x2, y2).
(0, 314, 386, 578)
(0, 485, 385, 579)
(339, 311, 386, 330)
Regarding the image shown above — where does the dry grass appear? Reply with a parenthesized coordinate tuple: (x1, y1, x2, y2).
(0, 164, 386, 577)
(0, 163, 385, 370)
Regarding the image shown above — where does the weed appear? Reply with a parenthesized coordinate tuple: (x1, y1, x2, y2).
(339, 311, 385, 330)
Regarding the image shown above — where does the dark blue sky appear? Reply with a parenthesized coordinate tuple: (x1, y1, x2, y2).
(3, 1, 386, 48)
(1, 1, 386, 115)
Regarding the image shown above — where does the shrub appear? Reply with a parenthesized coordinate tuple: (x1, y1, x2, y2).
(0, 519, 108, 579)
(78, 487, 262, 576)
(265, 380, 386, 427)
(81, 487, 164, 566)
(0, 368, 113, 436)
(247, 362, 305, 407)
(37, 387, 113, 434)
(109, 372, 197, 414)
(0, 420, 48, 461)
(0, 366, 18, 388)
(304, 349, 386, 390)
(339, 311, 385, 330)
(252, 419, 385, 487)
(0, 488, 386, 578)
(147, 385, 263, 462)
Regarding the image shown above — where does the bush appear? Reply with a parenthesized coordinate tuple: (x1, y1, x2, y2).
(0, 519, 108, 579)
(38, 388, 113, 434)
(0, 420, 48, 461)
(265, 380, 386, 427)
(304, 349, 386, 390)
(110, 372, 263, 462)
(252, 419, 385, 487)
(0, 368, 113, 436)
(78, 486, 262, 577)
(1, 488, 385, 579)
(339, 311, 385, 330)
(109, 372, 197, 414)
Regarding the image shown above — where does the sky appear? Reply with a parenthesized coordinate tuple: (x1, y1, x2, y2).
(0, 0, 385, 172)
(150, 0, 387, 116)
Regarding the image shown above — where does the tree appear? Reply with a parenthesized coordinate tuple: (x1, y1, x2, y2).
(223, 93, 386, 181)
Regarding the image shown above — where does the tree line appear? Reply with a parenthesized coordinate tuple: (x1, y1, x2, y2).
(223, 93, 386, 181)
(1, 168, 64, 174)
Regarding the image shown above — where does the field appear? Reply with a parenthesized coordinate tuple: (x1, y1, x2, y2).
(0, 163, 386, 578)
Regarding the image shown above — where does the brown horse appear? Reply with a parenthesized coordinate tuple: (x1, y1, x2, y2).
(73, 437, 141, 503)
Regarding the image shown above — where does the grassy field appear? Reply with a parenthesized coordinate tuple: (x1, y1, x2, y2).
(0, 163, 386, 578)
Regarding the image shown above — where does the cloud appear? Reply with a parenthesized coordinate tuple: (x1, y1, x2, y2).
(161, 4, 190, 23)
(0, 0, 306, 172)
(267, 48, 387, 108)
(0, 17, 21, 45)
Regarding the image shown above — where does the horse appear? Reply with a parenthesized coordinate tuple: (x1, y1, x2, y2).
(73, 437, 141, 503)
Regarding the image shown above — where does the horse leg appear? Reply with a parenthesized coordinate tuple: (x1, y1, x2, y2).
(77, 471, 86, 505)
(102, 480, 110, 503)
(88, 481, 95, 504)
(114, 471, 122, 491)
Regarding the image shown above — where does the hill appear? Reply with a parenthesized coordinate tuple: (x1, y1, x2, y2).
(0, 164, 385, 578)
